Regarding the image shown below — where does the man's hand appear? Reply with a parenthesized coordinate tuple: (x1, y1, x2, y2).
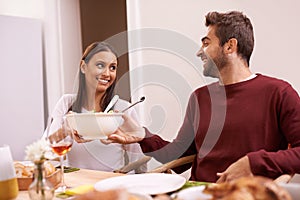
(101, 114, 145, 144)
(216, 156, 253, 183)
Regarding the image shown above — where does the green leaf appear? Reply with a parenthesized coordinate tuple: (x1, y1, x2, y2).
(56, 166, 80, 173)
(64, 166, 80, 173)
(179, 181, 210, 191)
(56, 192, 73, 199)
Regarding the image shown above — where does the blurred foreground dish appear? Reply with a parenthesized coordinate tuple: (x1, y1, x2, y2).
(73, 188, 144, 200)
(203, 176, 292, 200)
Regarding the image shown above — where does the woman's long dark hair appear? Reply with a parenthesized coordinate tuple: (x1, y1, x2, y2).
(72, 42, 118, 113)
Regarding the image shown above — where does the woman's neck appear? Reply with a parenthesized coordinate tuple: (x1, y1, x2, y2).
(94, 92, 104, 112)
(83, 88, 104, 112)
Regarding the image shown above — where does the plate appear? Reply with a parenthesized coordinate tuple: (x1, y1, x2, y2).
(94, 173, 186, 195)
(175, 185, 212, 200)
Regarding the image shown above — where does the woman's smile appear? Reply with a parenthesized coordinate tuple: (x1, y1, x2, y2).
(96, 77, 110, 85)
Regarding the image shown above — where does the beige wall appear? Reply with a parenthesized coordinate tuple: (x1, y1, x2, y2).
(0, 0, 44, 18)
(0, 0, 82, 117)
(0, 0, 81, 159)
(0, 15, 44, 160)
(79, 0, 131, 101)
(127, 0, 300, 136)
(126, 0, 300, 169)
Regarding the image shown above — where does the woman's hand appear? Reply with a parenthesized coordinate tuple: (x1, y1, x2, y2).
(73, 131, 92, 143)
(101, 114, 145, 144)
(216, 156, 253, 183)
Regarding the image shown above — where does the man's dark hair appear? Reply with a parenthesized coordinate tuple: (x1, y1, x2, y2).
(205, 11, 254, 65)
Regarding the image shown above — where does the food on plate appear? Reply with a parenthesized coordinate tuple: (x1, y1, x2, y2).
(203, 176, 292, 200)
(14, 161, 56, 178)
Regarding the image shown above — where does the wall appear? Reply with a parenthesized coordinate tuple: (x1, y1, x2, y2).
(0, 15, 44, 160)
(126, 0, 300, 169)
(79, 0, 131, 101)
(0, 0, 82, 121)
(127, 0, 300, 137)
(43, 0, 82, 117)
(0, 0, 44, 18)
(0, 0, 82, 159)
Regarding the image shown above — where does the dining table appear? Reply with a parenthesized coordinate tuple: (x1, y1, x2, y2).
(16, 168, 125, 200)
(15, 168, 299, 200)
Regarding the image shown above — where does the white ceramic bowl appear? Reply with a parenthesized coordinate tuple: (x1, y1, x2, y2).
(65, 112, 124, 140)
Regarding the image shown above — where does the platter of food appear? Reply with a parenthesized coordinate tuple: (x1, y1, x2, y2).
(195, 176, 292, 200)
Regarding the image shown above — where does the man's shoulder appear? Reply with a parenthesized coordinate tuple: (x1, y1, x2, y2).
(256, 74, 291, 89)
(193, 82, 219, 94)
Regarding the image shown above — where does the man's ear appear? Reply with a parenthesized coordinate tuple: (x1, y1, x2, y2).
(224, 38, 238, 54)
(80, 60, 86, 74)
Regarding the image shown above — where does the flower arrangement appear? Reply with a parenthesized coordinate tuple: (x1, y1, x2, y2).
(24, 139, 54, 200)
(25, 139, 50, 163)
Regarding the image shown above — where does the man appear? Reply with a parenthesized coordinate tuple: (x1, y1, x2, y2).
(106, 11, 300, 183)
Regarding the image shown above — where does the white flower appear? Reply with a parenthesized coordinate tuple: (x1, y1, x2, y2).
(25, 139, 50, 163)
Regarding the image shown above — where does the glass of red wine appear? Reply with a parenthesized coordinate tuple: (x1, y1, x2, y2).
(46, 116, 73, 193)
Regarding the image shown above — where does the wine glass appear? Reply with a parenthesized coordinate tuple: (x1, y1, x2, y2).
(46, 116, 73, 193)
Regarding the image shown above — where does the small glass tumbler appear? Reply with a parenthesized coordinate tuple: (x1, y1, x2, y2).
(0, 145, 18, 200)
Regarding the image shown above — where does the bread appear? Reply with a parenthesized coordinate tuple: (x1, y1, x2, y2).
(14, 162, 34, 178)
(44, 161, 56, 176)
(14, 161, 56, 178)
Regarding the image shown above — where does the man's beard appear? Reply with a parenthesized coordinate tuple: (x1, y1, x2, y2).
(203, 50, 228, 78)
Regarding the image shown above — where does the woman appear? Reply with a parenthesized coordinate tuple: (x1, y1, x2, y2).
(48, 42, 147, 173)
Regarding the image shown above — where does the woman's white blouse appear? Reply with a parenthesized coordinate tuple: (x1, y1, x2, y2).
(46, 94, 147, 173)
